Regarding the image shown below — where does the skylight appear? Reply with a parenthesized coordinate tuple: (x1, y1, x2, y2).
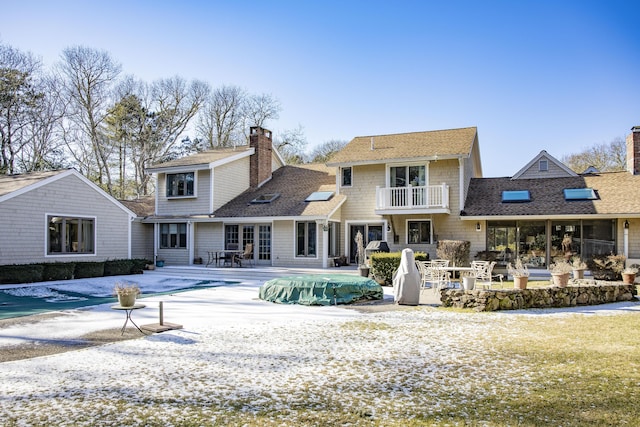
(305, 191, 334, 202)
(564, 188, 597, 200)
(250, 193, 280, 204)
(502, 190, 531, 203)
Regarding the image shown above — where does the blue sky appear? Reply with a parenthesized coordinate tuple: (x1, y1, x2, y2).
(2, 0, 639, 177)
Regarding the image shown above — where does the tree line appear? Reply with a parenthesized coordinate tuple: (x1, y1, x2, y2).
(1, 42, 346, 199)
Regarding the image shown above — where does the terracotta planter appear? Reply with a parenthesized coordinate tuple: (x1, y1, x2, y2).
(572, 269, 585, 280)
(514, 276, 528, 290)
(552, 273, 570, 287)
(622, 273, 636, 284)
(117, 293, 137, 307)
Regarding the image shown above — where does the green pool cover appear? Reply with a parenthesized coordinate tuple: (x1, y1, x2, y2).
(259, 274, 384, 306)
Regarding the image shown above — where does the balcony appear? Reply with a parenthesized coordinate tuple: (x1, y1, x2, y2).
(375, 184, 450, 214)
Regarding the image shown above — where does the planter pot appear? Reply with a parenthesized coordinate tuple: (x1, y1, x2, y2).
(358, 267, 370, 277)
(117, 293, 137, 307)
(622, 273, 636, 284)
(552, 272, 570, 287)
(514, 276, 528, 290)
(156, 260, 165, 267)
(462, 276, 476, 291)
(572, 269, 585, 280)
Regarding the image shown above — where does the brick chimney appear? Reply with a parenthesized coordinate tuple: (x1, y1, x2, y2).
(249, 126, 273, 187)
(626, 126, 640, 175)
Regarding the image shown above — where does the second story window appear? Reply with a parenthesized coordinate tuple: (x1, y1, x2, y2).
(166, 172, 194, 197)
(341, 167, 352, 187)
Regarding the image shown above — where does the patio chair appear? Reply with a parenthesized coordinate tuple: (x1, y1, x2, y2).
(471, 261, 503, 289)
(417, 261, 451, 293)
(236, 243, 254, 267)
(222, 243, 239, 267)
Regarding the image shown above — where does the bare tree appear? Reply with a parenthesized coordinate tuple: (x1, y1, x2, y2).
(562, 137, 627, 173)
(309, 139, 348, 163)
(57, 46, 121, 192)
(195, 85, 246, 148)
(275, 125, 308, 164)
(244, 93, 281, 130)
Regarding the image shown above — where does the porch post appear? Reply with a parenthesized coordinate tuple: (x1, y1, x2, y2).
(624, 220, 629, 258)
(322, 223, 329, 269)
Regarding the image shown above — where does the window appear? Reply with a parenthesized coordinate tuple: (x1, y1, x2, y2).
(563, 188, 598, 200)
(502, 190, 531, 202)
(160, 223, 187, 248)
(305, 191, 334, 202)
(47, 216, 95, 254)
(407, 220, 432, 244)
(390, 165, 425, 187)
(539, 159, 548, 172)
(296, 221, 317, 257)
(166, 172, 194, 197)
(341, 167, 352, 187)
(251, 193, 279, 204)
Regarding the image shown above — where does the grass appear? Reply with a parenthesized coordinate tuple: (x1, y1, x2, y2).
(3, 307, 640, 426)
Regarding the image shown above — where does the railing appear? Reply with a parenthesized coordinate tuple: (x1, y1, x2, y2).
(375, 184, 449, 210)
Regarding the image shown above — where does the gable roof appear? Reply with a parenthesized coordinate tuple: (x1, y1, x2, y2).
(463, 171, 640, 218)
(0, 169, 65, 198)
(146, 146, 254, 172)
(326, 127, 478, 166)
(512, 150, 577, 179)
(211, 163, 345, 220)
(0, 169, 136, 217)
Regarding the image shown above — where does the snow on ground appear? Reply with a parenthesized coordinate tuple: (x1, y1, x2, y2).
(1, 271, 639, 425)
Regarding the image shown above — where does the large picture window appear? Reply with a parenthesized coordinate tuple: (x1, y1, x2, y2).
(160, 223, 187, 248)
(407, 220, 432, 244)
(296, 222, 317, 257)
(48, 216, 95, 255)
(166, 172, 194, 197)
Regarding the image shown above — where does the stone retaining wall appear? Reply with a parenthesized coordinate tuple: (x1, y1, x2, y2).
(440, 280, 638, 311)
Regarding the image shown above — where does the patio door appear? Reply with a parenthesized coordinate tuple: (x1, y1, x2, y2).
(257, 224, 271, 265)
(348, 224, 384, 263)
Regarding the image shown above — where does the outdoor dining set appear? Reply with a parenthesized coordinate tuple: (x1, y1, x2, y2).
(416, 259, 503, 293)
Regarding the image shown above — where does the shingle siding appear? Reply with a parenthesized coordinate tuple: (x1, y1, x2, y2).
(0, 174, 130, 265)
(213, 158, 250, 211)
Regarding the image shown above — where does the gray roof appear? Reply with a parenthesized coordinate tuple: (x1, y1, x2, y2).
(212, 163, 345, 219)
(463, 171, 640, 217)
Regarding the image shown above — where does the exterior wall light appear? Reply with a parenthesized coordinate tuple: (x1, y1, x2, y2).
(476, 222, 481, 232)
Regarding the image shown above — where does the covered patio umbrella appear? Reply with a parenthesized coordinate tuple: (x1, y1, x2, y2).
(393, 248, 421, 305)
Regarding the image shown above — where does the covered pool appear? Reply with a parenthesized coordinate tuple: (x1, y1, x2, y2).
(0, 275, 237, 320)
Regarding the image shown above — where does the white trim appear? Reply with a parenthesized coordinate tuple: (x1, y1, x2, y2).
(165, 171, 198, 199)
(44, 212, 98, 258)
(512, 150, 577, 179)
(293, 220, 319, 260)
(460, 214, 638, 221)
(344, 220, 387, 262)
(327, 154, 461, 168)
(458, 158, 464, 211)
(0, 169, 136, 218)
(405, 218, 433, 245)
(209, 148, 254, 169)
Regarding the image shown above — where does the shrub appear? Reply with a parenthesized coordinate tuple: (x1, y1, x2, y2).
(74, 261, 105, 279)
(104, 259, 134, 276)
(42, 262, 75, 281)
(0, 264, 44, 284)
(370, 251, 429, 285)
(437, 240, 471, 266)
(589, 254, 626, 280)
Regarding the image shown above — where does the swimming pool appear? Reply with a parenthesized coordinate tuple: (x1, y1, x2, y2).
(0, 276, 237, 320)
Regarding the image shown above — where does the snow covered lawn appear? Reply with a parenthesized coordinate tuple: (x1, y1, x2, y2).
(1, 273, 639, 426)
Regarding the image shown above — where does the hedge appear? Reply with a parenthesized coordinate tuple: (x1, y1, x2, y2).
(0, 258, 151, 285)
(370, 251, 429, 285)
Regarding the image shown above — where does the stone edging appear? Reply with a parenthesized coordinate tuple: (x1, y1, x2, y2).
(440, 281, 638, 311)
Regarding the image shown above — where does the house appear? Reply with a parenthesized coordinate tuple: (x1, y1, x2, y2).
(462, 126, 640, 268)
(326, 127, 483, 262)
(144, 127, 346, 268)
(0, 169, 136, 265)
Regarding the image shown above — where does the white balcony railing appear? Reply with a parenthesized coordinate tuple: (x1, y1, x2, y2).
(375, 184, 449, 211)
